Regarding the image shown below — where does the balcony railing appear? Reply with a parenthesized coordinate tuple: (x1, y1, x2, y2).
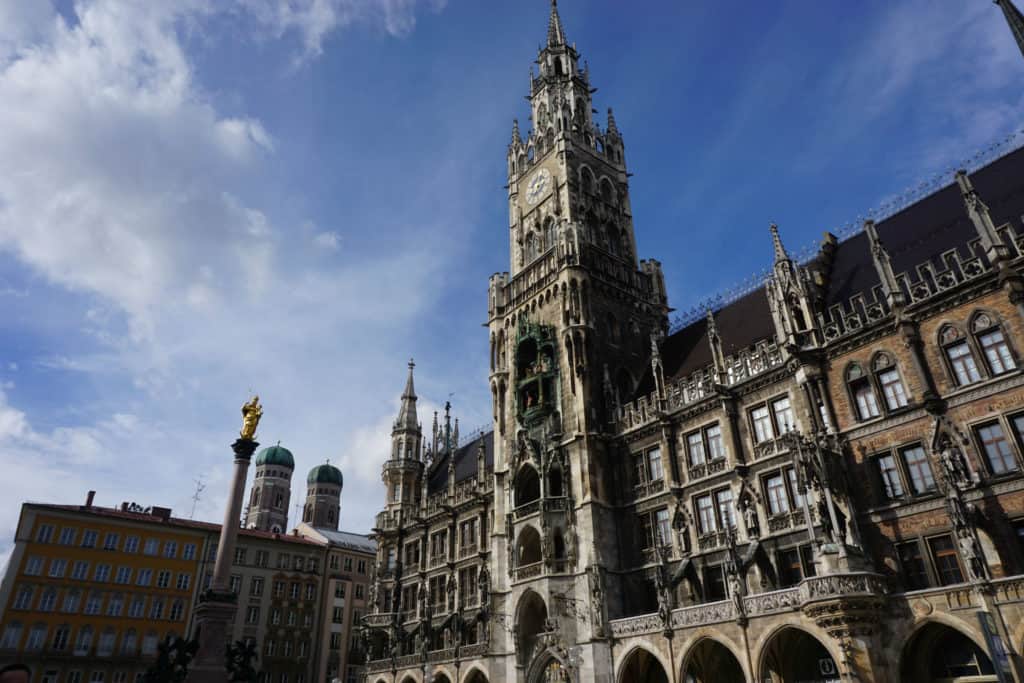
(632, 479, 666, 500)
(514, 500, 540, 518)
(514, 562, 543, 581)
(607, 572, 887, 638)
(459, 544, 478, 559)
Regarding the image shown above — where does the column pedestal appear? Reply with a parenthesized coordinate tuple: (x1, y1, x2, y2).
(186, 437, 257, 683)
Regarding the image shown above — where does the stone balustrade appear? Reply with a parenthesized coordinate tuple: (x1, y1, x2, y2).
(515, 561, 544, 581)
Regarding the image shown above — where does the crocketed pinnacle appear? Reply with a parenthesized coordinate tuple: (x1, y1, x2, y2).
(770, 223, 789, 262)
(395, 359, 418, 431)
(606, 108, 619, 136)
(512, 118, 523, 146)
(548, 0, 566, 47)
(996, 0, 1024, 59)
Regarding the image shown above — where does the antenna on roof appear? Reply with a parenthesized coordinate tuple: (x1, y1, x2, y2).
(189, 477, 206, 520)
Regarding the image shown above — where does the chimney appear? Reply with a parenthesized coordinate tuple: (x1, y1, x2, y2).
(85, 491, 96, 509)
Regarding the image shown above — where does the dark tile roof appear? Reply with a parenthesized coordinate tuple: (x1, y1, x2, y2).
(636, 288, 775, 395)
(635, 145, 1024, 399)
(825, 145, 1024, 309)
(427, 430, 494, 495)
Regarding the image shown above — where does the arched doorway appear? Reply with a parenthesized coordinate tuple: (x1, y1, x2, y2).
(682, 638, 744, 683)
(901, 622, 997, 681)
(516, 590, 548, 668)
(463, 668, 489, 683)
(619, 647, 668, 683)
(432, 673, 452, 683)
(517, 526, 542, 567)
(760, 627, 838, 683)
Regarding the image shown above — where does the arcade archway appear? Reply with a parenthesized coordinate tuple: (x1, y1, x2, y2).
(682, 637, 744, 683)
(618, 646, 668, 683)
(760, 627, 839, 683)
(901, 622, 997, 681)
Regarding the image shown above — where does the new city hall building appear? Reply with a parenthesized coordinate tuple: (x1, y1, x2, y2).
(363, 2, 1024, 682)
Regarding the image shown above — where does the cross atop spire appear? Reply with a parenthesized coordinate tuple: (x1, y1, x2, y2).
(996, 0, 1024, 59)
(547, 0, 567, 47)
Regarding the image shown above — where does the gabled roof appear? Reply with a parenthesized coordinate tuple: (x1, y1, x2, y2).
(310, 527, 376, 554)
(427, 430, 494, 495)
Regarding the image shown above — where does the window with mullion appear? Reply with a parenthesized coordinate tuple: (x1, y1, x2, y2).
(706, 424, 725, 460)
(977, 328, 1016, 376)
(751, 406, 774, 443)
(896, 540, 929, 590)
(686, 431, 706, 467)
(771, 397, 795, 433)
(946, 340, 982, 386)
(876, 453, 905, 499)
(878, 369, 909, 410)
(765, 473, 790, 516)
(786, 468, 805, 509)
(695, 494, 716, 535)
(927, 535, 964, 586)
(900, 445, 936, 495)
(715, 488, 736, 529)
(976, 422, 1019, 475)
(646, 447, 664, 482)
(853, 380, 881, 420)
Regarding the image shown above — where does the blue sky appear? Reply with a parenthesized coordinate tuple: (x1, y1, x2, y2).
(0, 0, 1022, 566)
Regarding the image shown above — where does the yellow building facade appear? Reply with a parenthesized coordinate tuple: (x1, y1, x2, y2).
(0, 496, 209, 683)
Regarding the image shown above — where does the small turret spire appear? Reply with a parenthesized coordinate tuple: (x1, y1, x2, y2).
(606, 108, 619, 136)
(548, 0, 567, 47)
(512, 118, 523, 146)
(769, 223, 789, 263)
(394, 359, 418, 431)
(996, 0, 1024, 59)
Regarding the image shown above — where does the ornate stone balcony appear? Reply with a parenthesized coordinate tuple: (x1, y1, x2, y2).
(607, 572, 886, 638)
(544, 496, 569, 511)
(514, 500, 540, 519)
(429, 647, 457, 663)
(364, 612, 394, 628)
(514, 561, 543, 581)
(460, 643, 488, 658)
(766, 510, 808, 533)
(633, 479, 666, 499)
(459, 543, 478, 559)
(366, 660, 390, 674)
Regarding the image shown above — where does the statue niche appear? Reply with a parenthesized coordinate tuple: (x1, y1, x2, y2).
(516, 322, 559, 423)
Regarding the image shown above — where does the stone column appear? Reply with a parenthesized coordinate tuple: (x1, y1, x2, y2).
(188, 437, 258, 682)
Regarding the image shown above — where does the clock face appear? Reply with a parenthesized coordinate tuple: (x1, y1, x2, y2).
(526, 168, 551, 205)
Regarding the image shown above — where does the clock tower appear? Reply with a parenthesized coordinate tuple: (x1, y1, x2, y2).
(486, 2, 669, 681)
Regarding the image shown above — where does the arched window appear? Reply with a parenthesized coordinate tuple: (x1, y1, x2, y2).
(846, 363, 880, 421)
(581, 167, 595, 194)
(600, 178, 614, 204)
(972, 312, 1017, 376)
(514, 466, 541, 508)
(543, 218, 556, 252)
(940, 325, 982, 386)
(872, 353, 909, 411)
(607, 224, 621, 256)
(525, 232, 537, 262)
(547, 466, 564, 497)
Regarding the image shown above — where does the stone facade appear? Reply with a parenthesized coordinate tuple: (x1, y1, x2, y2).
(363, 3, 1024, 683)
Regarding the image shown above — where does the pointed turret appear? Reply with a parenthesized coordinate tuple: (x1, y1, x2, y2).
(511, 118, 523, 146)
(606, 108, 619, 137)
(956, 169, 1011, 264)
(864, 219, 905, 310)
(770, 223, 789, 263)
(394, 359, 419, 432)
(547, 0, 567, 47)
(996, 0, 1024, 59)
(706, 309, 728, 385)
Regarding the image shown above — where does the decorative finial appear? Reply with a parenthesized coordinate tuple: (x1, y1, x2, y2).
(239, 395, 262, 441)
(769, 223, 788, 262)
(408, 357, 415, 370)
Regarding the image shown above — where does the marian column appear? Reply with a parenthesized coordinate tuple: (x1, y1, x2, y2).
(188, 396, 263, 682)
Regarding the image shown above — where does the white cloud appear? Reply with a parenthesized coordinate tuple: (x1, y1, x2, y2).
(0, 0, 463, 557)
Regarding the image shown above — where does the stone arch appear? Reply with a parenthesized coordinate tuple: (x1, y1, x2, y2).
(599, 177, 615, 204)
(580, 165, 595, 194)
(680, 636, 745, 683)
(397, 674, 420, 683)
(514, 464, 541, 507)
(431, 670, 454, 683)
(547, 461, 564, 497)
(900, 618, 997, 682)
(756, 624, 841, 683)
(461, 667, 489, 683)
(617, 645, 670, 683)
(515, 589, 548, 668)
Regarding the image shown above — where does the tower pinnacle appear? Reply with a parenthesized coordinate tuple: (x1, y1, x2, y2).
(996, 0, 1024, 59)
(770, 223, 789, 262)
(395, 359, 418, 431)
(548, 0, 567, 47)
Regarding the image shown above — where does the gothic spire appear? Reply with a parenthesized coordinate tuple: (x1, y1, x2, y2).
(606, 108, 619, 136)
(547, 0, 567, 47)
(770, 223, 789, 263)
(512, 118, 523, 146)
(996, 0, 1024, 59)
(395, 359, 418, 431)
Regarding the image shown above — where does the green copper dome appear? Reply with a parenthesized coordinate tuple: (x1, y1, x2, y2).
(307, 462, 343, 487)
(255, 444, 295, 469)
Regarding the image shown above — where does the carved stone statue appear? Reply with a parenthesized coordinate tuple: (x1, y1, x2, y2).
(565, 523, 577, 567)
(957, 531, 986, 582)
(939, 439, 972, 490)
(738, 490, 759, 538)
(478, 565, 490, 605)
(728, 569, 745, 620)
(239, 395, 262, 440)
